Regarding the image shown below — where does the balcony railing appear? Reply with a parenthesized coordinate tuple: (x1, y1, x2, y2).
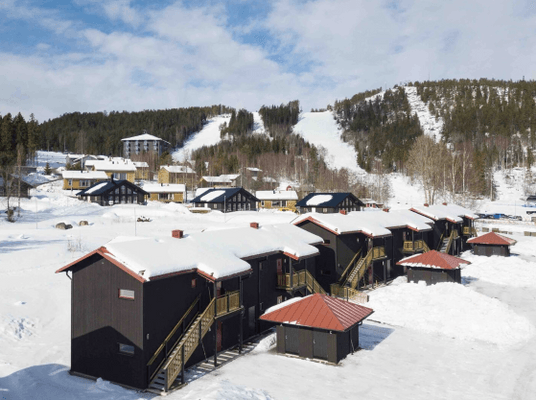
(371, 246, 386, 260)
(215, 291, 240, 317)
(463, 227, 477, 236)
(277, 270, 326, 294)
(403, 240, 425, 253)
(330, 284, 369, 303)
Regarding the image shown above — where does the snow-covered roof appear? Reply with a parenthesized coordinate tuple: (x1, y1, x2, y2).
(256, 190, 298, 201)
(62, 224, 323, 281)
(294, 212, 392, 237)
(410, 204, 464, 223)
(200, 190, 226, 202)
(161, 165, 195, 174)
(133, 161, 149, 168)
(247, 167, 262, 172)
(91, 159, 137, 172)
(83, 181, 109, 194)
(306, 194, 333, 206)
(349, 209, 433, 232)
(397, 250, 470, 270)
(61, 170, 108, 180)
(121, 133, 169, 143)
(202, 174, 240, 183)
(143, 183, 186, 193)
(195, 187, 211, 197)
(297, 192, 364, 208)
(441, 204, 479, 220)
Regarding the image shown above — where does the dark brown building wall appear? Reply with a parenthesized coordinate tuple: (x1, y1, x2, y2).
(407, 267, 461, 285)
(473, 244, 510, 257)
(70, 256, 144, 389)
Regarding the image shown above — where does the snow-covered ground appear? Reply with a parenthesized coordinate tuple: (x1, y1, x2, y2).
(293, 111, 365, 176)
(2, 154, 536, 399)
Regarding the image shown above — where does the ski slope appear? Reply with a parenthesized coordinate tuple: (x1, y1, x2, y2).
(405, 86, 443, 142)
(173, 112, 266, 163)
(293, 111, 365, 176)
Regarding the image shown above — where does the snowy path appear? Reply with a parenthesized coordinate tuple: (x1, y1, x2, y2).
(293, 111, 365, 176)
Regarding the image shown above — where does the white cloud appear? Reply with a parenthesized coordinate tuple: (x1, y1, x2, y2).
(1, 0, 536, 121)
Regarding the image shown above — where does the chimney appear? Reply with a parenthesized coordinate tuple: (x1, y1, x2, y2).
(171, 229, 184, 239)
(424, 203, 429, 207)
(339, 210, 347, 215)
(442, 202, 447, 206)
(383, 208, 389, 212)
(250, 222, 259, 229)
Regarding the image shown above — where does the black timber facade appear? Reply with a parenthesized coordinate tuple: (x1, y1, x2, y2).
(407, 267, 461, 285)
(296, 193, 364, 214)
(472, 243, 511, 257)
(59, 243, 319, 390)
(275, 324, 359, 364)
(77, 179, 148, 206)
(191, 187, 259, 212)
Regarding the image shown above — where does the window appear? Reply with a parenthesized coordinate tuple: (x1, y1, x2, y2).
(118, 343, 135, 355)
(213, 203, 218, 209)
(323, 239, 331, 245)
(119, 289, 135, 300)
(80, 180, 89, 187)
(121, 186, 126, 194)
(115, 187, 119, 194)
(323, 208, 328, 213)
(277, 296, 283, 304)
(261, 201, 265, 207)
(191, 278, 197, 288)
(68, 179, 73, 186)
(272, 201, 281, 207)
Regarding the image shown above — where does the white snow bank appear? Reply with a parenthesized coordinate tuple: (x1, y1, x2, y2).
(251, 333, 277, 354)
(462, 253, 536, 288)
(367, 281, 534, 347)
(181, 380, 274, 400)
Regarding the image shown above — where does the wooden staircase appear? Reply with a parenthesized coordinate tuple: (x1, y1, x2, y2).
(439, 230, 457, 254)
(277, 269, 326, 295)
(147, 291, 241, 394)
(330, 248, 373, 303)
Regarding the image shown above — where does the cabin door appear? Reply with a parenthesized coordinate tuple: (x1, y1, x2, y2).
(313, 330, 328, 360)
(285, 326, 300, 355)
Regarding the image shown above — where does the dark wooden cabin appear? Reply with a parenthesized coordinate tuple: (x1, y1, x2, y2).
(56, 223, 324, 393)
(294, 212, 393, 297)
(410, 204, 464, 256)
(260, 294, 373, 364)
(76, 179, 148, 206)
(190, 187, 259, 212)
(296, 193, 364, 214)
(467, 232, 517, 257)
(397, 250, 470, 285)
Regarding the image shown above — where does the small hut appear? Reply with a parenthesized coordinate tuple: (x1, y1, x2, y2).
(260, 294, 373, 364)
(397, 250, 470, 285)
(467, 232, 517, 257)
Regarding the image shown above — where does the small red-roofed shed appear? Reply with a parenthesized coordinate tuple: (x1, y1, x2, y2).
(260, 294, 373, 364)
(397, 250, 470, 285)
(467, 232, 517, 257)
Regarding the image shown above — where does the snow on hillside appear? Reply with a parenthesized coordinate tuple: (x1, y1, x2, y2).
(173, 114, 231, 162)
(4, 152, 536, 399)
(293, 111, 365, 176)
(173, 112, 266, 163)
(405, 86, 443, 142)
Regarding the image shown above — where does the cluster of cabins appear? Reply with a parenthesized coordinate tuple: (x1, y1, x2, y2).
(54, 200, 520, 394)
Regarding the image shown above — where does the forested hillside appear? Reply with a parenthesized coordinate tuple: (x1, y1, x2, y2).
(258, 100, 300, 137)
(38, 105, 233, 156)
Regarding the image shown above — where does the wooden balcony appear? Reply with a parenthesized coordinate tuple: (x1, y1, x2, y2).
(371, 246, 386, 260)
(330, 284, 369, 303)
(215, 291, 240, 318)
(403, 240, 425, 253)
(463, 227, 477, 236)
(277, 270, 326, 294)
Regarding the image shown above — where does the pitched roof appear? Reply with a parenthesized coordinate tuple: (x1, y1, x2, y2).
(467, 232, 517, 246)
(201, 174, 240, 183)
(56, 224, 323, 281)
(77, 180, 149, 196)
(191, 187, 258, 203)
(91, 158, 137, 172)
(410, 204, 469, 223)
(121, 133, 169, 143)
(397, 250, 470, 270)
(255, 190, 298, 201)
(294, 212, 392, 237)
(143, 183, 186, 193)
(260, 294, 373, 332)
(161, 165, 195, 174)
(296, 192, 364, 208)
(62, 170, 108, 180)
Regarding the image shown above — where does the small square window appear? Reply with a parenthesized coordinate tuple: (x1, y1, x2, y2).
(277, 296, 283, 304)
(191, 278, 197, 288)
(119, 289, 135, 300)
(118, 343, 134, 355)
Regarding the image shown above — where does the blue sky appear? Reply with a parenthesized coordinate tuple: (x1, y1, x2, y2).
(1, 0, 535, 121)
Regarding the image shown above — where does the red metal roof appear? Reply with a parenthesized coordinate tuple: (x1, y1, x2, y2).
(467, 232, 517, 246)
(260, 294, 373, 332)
(397, 250, 470, 270)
